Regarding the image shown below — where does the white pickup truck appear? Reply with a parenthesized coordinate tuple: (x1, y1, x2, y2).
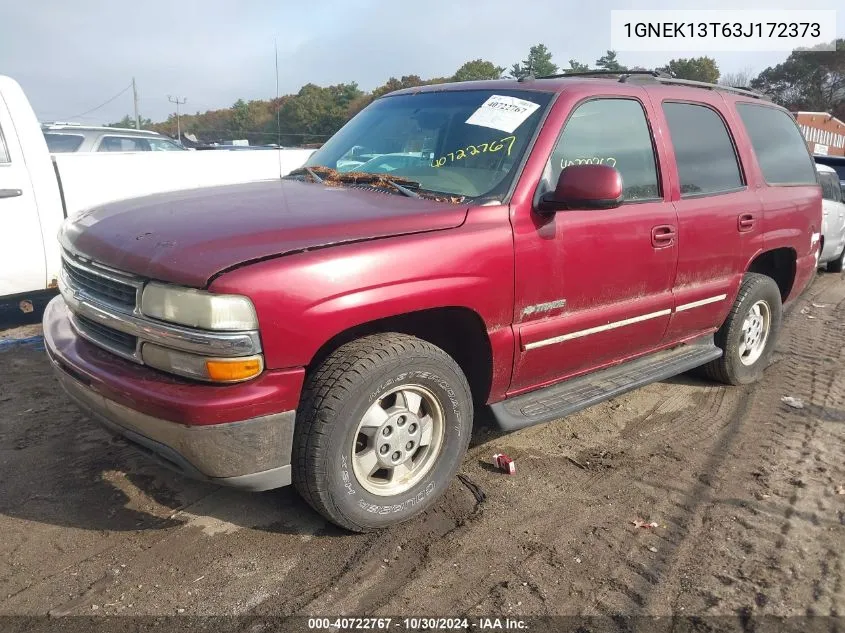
(0, 75, 313, 326)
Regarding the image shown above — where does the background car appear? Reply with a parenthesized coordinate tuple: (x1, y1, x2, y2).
(41, 123, 185, 153)
(814, 154, 845, 189)
(816, 162, 845, 272)
(193, 144, 282, 151)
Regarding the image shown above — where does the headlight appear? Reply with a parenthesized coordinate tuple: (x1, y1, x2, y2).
(142, 343, 263, 382)
(141, 282, 258, 331)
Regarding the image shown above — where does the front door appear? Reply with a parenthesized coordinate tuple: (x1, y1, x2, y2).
(510, 96, 677, 393)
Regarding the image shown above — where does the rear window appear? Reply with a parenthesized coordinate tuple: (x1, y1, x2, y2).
(43, 133, 84, 153)
(736, 103, 817, 185)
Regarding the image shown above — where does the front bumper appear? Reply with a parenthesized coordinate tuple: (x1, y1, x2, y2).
(44, 296, 300, 491)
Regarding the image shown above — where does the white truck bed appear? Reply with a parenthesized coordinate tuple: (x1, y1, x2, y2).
(53, 149, 314, 217)
(0, 74, 313, 316)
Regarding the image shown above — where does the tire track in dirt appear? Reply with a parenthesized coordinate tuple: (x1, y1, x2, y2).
(577, 274, 845, 620)
(250, 483, 484, 615)
(713, 279, 845, 616)
(585, 389, 755, 618)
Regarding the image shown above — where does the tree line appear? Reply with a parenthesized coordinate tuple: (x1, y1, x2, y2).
(108, 40, 844, 146)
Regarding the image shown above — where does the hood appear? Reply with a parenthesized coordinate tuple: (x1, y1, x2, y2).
(60, 179, 469, 287)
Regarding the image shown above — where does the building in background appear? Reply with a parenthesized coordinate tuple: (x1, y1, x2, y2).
(795, 112, 845, 157)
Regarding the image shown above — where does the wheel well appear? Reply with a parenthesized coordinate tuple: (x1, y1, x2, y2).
(747, 248, 796, 301)
(307, 307, 494, 406)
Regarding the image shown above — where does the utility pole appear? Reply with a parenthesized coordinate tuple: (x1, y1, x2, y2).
(132, 77, 140, 129)
(167, 95, 187, 143)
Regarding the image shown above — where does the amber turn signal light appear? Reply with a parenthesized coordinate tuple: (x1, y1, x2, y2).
(205, 357, 263, 382)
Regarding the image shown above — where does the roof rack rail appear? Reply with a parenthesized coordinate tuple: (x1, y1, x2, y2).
(535, 70, 668, 80)
(532, 70, 770, 100)
(626, 75, 770, 100)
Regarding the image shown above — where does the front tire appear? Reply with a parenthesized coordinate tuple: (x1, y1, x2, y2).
(702, 273, 783, 386)
(292, 333, 473, 532)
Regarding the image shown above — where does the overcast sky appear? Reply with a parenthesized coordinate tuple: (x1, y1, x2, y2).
(1, 0, 842, 124)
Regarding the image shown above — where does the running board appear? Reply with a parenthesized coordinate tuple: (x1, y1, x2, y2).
(490, 338, 722, 431)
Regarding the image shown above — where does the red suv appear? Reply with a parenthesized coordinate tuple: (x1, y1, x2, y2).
(44, 73, 821, 531)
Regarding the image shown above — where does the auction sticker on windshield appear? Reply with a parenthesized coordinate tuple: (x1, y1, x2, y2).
(465, 95, 540, 133)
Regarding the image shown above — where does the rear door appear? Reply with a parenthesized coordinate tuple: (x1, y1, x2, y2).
(655, 95, 760, 342)
(0, 93, 45, 296)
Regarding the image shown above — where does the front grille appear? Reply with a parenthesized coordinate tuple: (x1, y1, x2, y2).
(63, 258, 137, 310)
(75, 315, 138, 355)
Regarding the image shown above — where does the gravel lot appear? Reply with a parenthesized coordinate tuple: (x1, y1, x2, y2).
(1, 274, 844, 627)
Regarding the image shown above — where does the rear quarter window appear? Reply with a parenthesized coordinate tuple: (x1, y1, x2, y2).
(736, 103, 817, 185)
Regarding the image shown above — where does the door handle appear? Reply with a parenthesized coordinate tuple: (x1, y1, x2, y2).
(0, 189, 22, 199)
(738, 213, 755, 232)
(651, 225, 676, 248)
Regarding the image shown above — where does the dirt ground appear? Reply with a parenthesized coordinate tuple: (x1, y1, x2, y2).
(1, 274, 844, 627)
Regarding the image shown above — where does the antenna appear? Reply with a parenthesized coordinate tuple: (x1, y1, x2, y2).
(275, 37, 283, 175)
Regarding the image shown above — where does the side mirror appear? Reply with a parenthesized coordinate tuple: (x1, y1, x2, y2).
(538, 164, 624, 214)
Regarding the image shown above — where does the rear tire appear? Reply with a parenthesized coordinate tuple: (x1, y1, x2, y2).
(292, 333, 473, 532)
(826, 246, 845, 273)
(702, 273, 782, 386)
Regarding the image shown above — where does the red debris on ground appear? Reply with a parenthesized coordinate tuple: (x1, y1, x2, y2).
(492, 453, 516, 475)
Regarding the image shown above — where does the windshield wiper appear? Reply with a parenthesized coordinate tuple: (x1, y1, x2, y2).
(286, 165, 464, 203)
(384, 179, 421, 199)
(304, 167, 324, 183)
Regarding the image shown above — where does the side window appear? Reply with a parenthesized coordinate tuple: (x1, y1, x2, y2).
(0, 123, 9, 163)
(821, 173, 842, 202)
(98, 136, 151, 152)
(548, 98, 660, 202)
(820, 174, 833, 201)
(736, 104, 817, 185)
(662, 102, 743, 196)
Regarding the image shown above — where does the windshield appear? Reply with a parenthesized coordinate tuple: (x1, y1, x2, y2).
(305, 89, 553, 199)
(148, 137, 184, 151)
